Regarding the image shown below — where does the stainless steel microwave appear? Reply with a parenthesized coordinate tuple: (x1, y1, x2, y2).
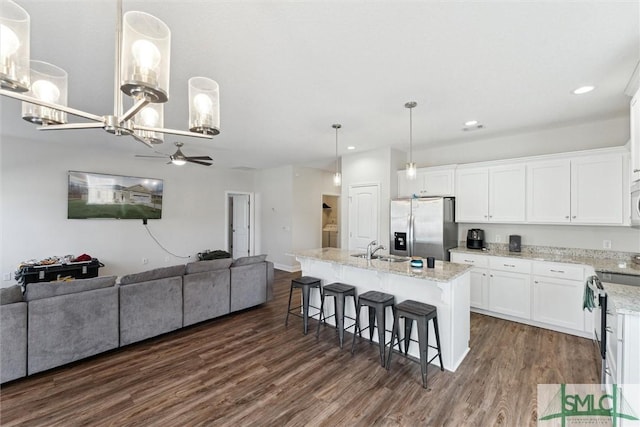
(632, 181, 640, 228)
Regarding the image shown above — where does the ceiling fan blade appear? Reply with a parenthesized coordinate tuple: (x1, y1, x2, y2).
(134, 155, 168, 159)
(185, 156, 213, 161)
(186, 158, 213, 166)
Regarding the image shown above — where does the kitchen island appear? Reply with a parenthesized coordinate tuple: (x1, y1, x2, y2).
(293, 248, 472, 371)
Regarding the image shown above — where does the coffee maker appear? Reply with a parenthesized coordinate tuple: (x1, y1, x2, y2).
(466, 229, 484, 249)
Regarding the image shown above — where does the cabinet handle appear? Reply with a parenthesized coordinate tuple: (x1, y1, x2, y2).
(634, 169, 640, 173)
(604, 367, 611, 377)
(565, 216, 570, 219)
(490, 274, 493, 278)
(572, 216, 576, 219)
(464, 259, 475, 263)
(605, 326, 613, 333)
(550, 269, 565, 274)
(534, 281, 539, 284)
(484, 215, 488, 218)
(503, 264, 516, 268)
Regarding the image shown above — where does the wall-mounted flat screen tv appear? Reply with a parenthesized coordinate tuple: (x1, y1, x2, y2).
(68, 171, 163, 219)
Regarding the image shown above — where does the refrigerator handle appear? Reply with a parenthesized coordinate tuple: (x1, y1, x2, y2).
(408, 214, 414, 257)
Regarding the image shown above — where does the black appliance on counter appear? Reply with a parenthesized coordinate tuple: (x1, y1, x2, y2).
(466, 228, 484, 249)
(509, 235, 522, 252)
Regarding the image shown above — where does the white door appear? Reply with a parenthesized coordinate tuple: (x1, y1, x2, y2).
(348, 184, 379, 251)
(230, 194, 250, 258)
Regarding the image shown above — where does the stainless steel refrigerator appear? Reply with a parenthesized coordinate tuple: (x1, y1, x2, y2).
(389, 197, 458, 261)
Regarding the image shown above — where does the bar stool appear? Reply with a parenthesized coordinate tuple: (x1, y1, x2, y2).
(285, 276, 323, 335)
(386, 299, 443, 389)
(351, 290, 400, 366)
(315, 282, 357, 348)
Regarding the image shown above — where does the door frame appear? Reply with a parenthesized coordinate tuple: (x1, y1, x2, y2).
(224, 191, 255, 257)
(347, 182, 380, 250)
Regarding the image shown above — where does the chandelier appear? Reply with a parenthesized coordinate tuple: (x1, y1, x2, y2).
(0, 0, 219, 147)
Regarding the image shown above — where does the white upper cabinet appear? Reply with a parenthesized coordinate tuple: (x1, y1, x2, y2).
(397, 166, 455, 198)
(526, 153, 624, 225)
(455, 167, 489, 222)
(526, 159, 571, 223)
(456, 164, 525, 223)
(631, 88, 640, 182)
(571, 154, 624, 224)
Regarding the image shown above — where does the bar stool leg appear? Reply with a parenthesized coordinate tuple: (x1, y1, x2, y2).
(375, 306, 387, 366)
(336, 293, 346, 348)
(417, 318, 429, 389)
(433, 317, 444, 371)
(315, 292, 327, 338)
(285, 283, 294, 327)
(301, 285, 310, 335)
(404, 318, 413, 355)
(386, 313, 400, 370)
(367, 307, 376, 343)
(351, 303, 361, 355)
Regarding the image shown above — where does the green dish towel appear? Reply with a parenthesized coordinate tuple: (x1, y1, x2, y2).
(583, 275, 600, 312)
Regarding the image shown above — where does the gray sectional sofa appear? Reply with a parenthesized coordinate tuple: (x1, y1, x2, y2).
(0, 255, 273, 384)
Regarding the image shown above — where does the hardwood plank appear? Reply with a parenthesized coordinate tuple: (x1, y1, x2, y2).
(0, 270, 600, 426)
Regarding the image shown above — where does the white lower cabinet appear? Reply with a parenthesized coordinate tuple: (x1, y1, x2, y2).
(451, 252, 590, 337)
(532, 262, 585, 331)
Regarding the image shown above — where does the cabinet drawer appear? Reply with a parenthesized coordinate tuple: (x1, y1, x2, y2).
(532, 262, 584, 281)
(489, 256, 531, 274)
(450, 252, 489, 267)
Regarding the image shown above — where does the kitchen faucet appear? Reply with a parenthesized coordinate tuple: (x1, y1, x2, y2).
(366, 240, 385, 259)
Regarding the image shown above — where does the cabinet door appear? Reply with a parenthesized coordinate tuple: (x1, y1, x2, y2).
(488, 271, 531, 319)
(631, 89, 640, 182)
(532, 276, 584, 331)
(526, 159, 571, 223)
(470, 267, 489, 309)
(421, 168, 455, 197)
(571, 154, 623, 224)
(455, 167, 489, 222)
(489, 164, 526, 222)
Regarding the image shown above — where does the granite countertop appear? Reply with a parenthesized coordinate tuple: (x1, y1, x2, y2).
(293, 248, 472, 283)
(604, 283, 640, 316)
(450, 245, 640, 276)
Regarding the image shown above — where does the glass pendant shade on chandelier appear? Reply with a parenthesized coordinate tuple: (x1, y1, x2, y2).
(0, 0, 220, 146)
(332, 124, 342, 187)
(405, 101, 417, 180)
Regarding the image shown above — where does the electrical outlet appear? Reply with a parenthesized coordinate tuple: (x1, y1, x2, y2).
(495, 235, 502, 243)
(164, 256, 170, 263)
(603, 240, 612, 250)
(3, 273, 11, 281)
(142, 258, 149, 265)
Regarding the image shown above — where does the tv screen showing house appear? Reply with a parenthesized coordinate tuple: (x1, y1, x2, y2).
(68, 171, 163, 219)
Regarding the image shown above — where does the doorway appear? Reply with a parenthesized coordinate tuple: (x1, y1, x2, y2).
(225, 192, 254, 259)
(322, 194, 340, 248)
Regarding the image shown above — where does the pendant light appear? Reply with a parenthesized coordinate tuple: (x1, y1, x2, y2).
(332, 124, 342, 186)
(405, 101, 417, 180)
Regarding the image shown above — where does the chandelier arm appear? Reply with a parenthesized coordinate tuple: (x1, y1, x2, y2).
(130, 132, 154, 148)
(133, 124, 214, 139)
(113, 0, 123, 118)
(36, 123, 105, 131)
(119, 98, 150, 123)
(0, 89, 104, 122)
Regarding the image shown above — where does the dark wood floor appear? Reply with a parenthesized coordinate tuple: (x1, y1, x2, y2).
(0, 270, 600, 426)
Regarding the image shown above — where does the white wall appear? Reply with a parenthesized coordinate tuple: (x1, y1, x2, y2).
(1, 135, 254, 286)
(292, 166, 324, 252)
(412, 115, 629, 167)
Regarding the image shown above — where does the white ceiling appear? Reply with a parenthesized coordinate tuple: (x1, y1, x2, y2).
(1, 0, 639, 170)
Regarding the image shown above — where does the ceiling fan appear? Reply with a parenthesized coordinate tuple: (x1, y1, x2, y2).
(135, 142, 213, 166)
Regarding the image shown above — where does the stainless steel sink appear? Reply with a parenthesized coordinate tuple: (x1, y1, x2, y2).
(350, 253, 380, 259)
(377, 256, 410, 263)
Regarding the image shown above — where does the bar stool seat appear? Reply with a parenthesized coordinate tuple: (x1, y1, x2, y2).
(285, 276, 323, 335)
(316, 282, 357, 348)
(386, 299, 443, 389)
(351, 290, 400, 366)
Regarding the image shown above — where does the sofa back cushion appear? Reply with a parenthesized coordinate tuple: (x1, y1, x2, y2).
(119, 265, 186, 286)
(231, 254, 267, 267)
(24, 276, 117, 301)
(0, 285, 23, 305)
(185, 258, 233, 274)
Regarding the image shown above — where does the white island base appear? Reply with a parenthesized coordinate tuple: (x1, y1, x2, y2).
(295, 250, 471, 372)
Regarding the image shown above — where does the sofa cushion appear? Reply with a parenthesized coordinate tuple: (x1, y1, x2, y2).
(231, 254, 267, 267)
(119, 265, 186, 286)
(185, 258, 233, 275)
(24, 276, 117, 301)
(0, 285, 23, 305)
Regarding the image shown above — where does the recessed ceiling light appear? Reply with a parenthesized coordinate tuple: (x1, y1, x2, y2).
(572, 86, 595, 95)
(347, 146, 355, 150)
(464, 120, 478, 126)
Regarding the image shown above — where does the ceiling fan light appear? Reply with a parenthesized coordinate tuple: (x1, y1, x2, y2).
(134, 103, 164, 144)
(0, 1, 30, 92)
(189, 77, 220, 135)
(171, 157, 187, 166)
(120, 11, 170, 103)
(21, 60, 67, 125)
